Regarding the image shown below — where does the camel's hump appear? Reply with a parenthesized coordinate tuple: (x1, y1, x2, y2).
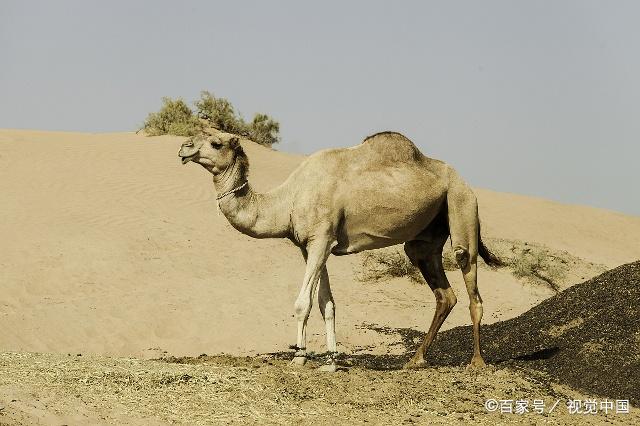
(361, 131, 423, 163)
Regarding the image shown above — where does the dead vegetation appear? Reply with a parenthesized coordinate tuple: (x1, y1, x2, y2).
(488, 239, 607, 292)
(356, 248, 423, 284)
(356, 238, 606, 292)
(0, 351, 630, 425)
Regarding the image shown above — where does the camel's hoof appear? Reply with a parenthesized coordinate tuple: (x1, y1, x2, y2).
(290, 356, 307, 367)
(317, 362, 337, 373)
(403, 359, 428, 370)
(466, 357, 487, 370)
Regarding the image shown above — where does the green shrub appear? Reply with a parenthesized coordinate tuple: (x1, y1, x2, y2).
(142, 97, 201, 137)
(194, 91, 248, 136)
(247, 113, 280, 147)
(142, 91, 281, 147)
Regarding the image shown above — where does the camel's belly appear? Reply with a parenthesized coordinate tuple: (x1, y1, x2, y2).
(332, 233, 407, 255)
(332, 197, 444, 255)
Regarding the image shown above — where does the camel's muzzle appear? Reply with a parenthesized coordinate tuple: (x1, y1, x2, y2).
(178, 146, 198, 164)
(180, 154, 196, 164)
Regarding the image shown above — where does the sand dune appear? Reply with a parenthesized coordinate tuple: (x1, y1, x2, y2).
(1, 129, 639, 359)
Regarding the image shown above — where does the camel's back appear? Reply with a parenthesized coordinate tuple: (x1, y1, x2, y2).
(319, 131, 445, 175)
(288, 131, 447, 184)
(358, 131, 423, 164)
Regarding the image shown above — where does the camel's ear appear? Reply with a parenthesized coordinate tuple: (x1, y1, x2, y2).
(229, 136, 240, 149)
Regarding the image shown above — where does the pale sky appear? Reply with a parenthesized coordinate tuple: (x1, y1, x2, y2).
(1, 1, 639, 214)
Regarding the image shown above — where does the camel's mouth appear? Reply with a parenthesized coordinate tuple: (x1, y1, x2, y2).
(180, 154, 196, 164)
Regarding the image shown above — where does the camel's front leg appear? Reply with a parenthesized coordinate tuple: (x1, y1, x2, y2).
(317, 266, 337, 372)
(291, 238, 333, 367)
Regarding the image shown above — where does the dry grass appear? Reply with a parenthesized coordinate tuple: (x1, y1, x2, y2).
(0, 351, 628, 425)
(511, 249, 564, 291)
(488, 239, 607, 292)
(355, 246, 462, 286)
(356, 248, 423, 284)
(355, 239, 606, 292)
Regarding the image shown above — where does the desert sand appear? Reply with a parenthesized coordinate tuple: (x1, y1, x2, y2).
(1, 129, 639, 424)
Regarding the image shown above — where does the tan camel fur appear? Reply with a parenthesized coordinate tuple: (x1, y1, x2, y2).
(178, 127, 501, 371)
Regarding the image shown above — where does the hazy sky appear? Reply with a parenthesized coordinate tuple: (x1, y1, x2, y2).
(1, 1, 639, 214)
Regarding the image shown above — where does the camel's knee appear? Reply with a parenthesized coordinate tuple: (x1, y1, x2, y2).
(294, 299, 312, 320)
(454, 246, 469, 269)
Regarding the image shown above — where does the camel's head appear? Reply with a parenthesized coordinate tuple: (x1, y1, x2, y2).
(178, 129, 243, 175)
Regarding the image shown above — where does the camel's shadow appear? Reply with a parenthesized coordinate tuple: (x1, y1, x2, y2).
(263, 322, 560, 371)
(260, 263, 640, 405)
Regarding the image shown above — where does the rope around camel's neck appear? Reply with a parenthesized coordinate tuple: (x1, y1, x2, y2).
(216, 181, 248, 201)
(214, 156, 249, 211)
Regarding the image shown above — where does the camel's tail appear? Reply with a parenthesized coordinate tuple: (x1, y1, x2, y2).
(477, 223, 503, 267)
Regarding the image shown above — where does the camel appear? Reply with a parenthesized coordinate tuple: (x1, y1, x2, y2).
(178, 126, 501, 371)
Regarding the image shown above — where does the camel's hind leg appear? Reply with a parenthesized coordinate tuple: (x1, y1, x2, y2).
(403, 222, 456, 369)
(447, 185, 486, 368)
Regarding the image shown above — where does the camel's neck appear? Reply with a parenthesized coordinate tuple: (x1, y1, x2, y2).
(213, 155, 291, 239)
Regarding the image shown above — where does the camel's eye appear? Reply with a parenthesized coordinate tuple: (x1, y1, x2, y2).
(211, 141, 223, 149)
